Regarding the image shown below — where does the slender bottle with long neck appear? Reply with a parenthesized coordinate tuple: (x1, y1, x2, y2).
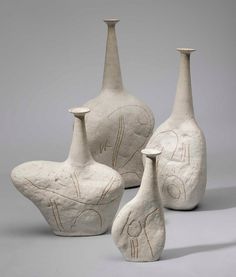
(84, 19, 155, 188)
(146, 48, 207, 210)
(112, 149, 166, 262)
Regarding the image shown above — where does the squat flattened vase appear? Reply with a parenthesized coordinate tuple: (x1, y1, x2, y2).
(11, 107, 124, 236)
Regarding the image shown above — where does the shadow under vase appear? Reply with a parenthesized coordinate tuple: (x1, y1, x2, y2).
(162, 240, 236, 260)
(196, 186, 236, 211)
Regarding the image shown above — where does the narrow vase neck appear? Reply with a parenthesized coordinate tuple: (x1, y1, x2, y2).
(102, 20, 123, 92)
(171, 51, 195, 121)
(137, 157, 161, 202)
(67, 115, 92, 166)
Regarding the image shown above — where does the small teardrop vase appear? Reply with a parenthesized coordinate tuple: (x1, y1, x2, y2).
(112, 149, 165, 262)
(146, 48, 207, 210)
(11, 107, 124, 236)
(84, 19, 155, 188)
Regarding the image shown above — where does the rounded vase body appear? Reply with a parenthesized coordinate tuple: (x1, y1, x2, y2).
(11, 107, 124, 236)
(85, 91, 154, 189)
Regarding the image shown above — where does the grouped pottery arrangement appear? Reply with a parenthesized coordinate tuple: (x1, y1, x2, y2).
(11, 19, 207, 262)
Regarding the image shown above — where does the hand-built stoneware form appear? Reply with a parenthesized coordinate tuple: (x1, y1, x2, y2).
(84, 19, 155, 188)
(11, 107, 124, 236)
(146, 48, 207, 210)
(112, 149, 165, 262)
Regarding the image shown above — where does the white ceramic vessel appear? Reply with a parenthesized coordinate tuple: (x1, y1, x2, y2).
(112, 149, 165, 262)
(11, 107, 124, 236)
(84, 19, 155, 188)
(146, 48, 207, 210)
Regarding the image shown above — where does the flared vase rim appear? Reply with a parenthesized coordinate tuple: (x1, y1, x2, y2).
(68, 107, 90, 116)
(141, 148, 162, 158)
(103, 18, 120, 25)
(177, 48, 196, 54)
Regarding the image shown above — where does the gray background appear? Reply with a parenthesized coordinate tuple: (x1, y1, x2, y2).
(0, 0, 236, 276)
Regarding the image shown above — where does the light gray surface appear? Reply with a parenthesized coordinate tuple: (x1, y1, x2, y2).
(1, 176, 236, 277)
(112, 153, 166, 262)
(1, 0, 236, 276)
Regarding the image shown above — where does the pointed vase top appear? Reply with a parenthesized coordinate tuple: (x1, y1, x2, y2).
(102, 18, 123, 92)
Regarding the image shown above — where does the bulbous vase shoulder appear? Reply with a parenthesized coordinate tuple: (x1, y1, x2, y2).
(85, 92, 154, 188)
(112, 149, 165, 262)
(11, 159, 124, 236)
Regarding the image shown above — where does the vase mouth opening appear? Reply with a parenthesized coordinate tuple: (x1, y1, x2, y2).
(141, 148, 162, 158)
(103, 18, 120, 25)
(177, 48, 196, 54)
(68, 107, 90, 116)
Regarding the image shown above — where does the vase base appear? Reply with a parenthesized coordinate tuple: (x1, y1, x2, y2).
(53, 230, 107, 237)
(123, 252, 162, 263)
(164, 204, 199, 211)
(125, 184, 140, 190)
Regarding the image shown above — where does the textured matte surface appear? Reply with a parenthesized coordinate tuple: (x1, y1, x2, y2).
(1, 175, 236, 276)
(112, 153, 165, 262)
(84, 20, 154, 188)
(11, 111, 124, 236)
(147, 50, 206, 210)
(1, 0, 236, 276)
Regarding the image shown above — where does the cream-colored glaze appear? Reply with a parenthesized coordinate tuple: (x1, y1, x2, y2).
(84, 19, 155, 188)
(11, 107, 124, 236)
(112, 149, 165, 262)
(146, 48, 207, 210)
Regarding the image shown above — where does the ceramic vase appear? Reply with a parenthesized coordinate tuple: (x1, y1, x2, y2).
(146, 48, 207, 210)
(11, 107, 124, 236)
(84, 19, 155, 188)
(112, 149, 165, 262)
